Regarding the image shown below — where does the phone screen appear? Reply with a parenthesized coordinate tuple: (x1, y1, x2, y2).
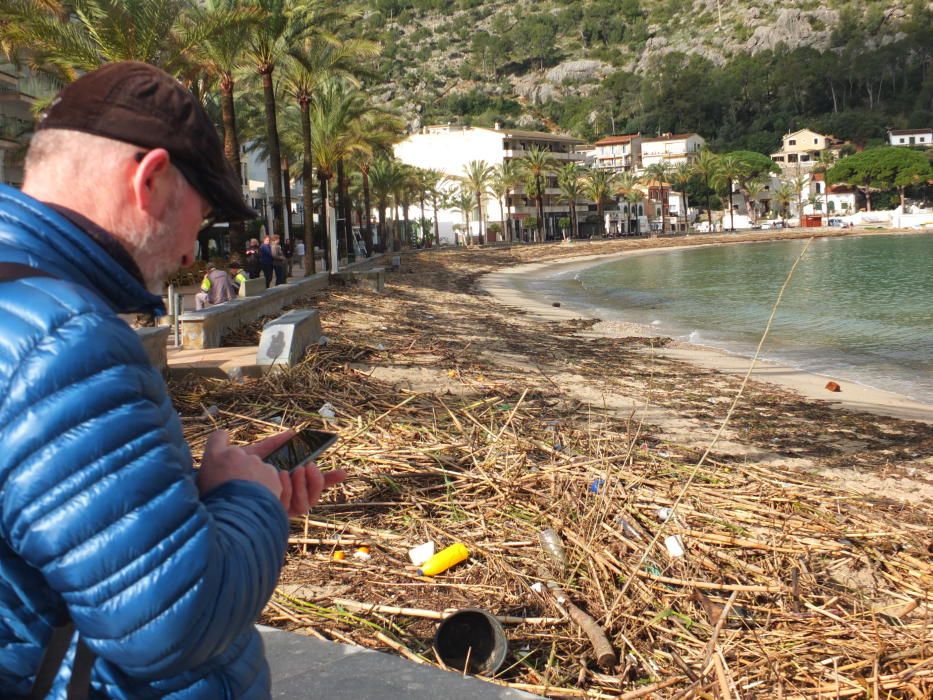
(265, 429, 338, 471)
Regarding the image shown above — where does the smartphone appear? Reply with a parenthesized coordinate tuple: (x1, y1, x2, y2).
(265, 429, 338, 471)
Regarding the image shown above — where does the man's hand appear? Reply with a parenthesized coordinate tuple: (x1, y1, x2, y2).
(281, 464, 347, 517)
(198, 429, 292, 501)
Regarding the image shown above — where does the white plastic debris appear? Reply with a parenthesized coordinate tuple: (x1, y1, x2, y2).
(657, 507, 674, 522)
(352, 550, 371, 561)
(408, 541, 435, 566)
(375, 342, 386, 351)
(318, 335, 329, 346)
(664, 535, 686, 558)
(530, 582, 545, 594)
(318, 402, 336, 419)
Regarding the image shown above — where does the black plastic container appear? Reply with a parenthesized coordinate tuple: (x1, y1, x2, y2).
(433, 608, 508, 676)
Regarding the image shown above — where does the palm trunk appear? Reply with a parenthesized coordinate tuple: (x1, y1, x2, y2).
(431, 191, 439, 248)
(282, 153, 293, 244)
(299, 100, 315, 274)
(220, 75, 246, 254)
(570, 200, 577, 238)
(362, 167, 374, 256)
(681, 189, 689, 231)
(728, 182, 735, 231)
(319, 171, 331, 271)
(261, 69, 284, 238)
(498, 197, 505, 243)
(536, 176, 544, 242)
(475, 192, 484, 244)
(393, 201, 400, 251)
(338, 161, 353, 261)
(505, 189, 512, 241)
(402, 201, 411, 248)
(377, 197, 387, 252)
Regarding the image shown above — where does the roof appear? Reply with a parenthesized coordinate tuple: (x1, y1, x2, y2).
(888, 128, 931, 135)
(782, 128, 829, 139)
(640, 132, 701, 143)
(491, 127, 584, 144)
(594, 134, 641, 146)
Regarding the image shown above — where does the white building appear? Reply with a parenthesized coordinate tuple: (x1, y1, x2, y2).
(395, 123, 584, 243)
(888, 128, 931, 148)
(770, 128, 843, 173)
(639, 132, 705, 170)
(240, 145, 304, 242)
(592, 133, 642, 173)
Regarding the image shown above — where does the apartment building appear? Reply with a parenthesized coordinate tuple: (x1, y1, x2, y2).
(592, 133, 642, 173)
(395, 123, 584, 243)
(769, 128, 843, 172)
(639, 132, 706, 170)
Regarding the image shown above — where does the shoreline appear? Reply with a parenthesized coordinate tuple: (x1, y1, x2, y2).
(480, 235, 933, 425)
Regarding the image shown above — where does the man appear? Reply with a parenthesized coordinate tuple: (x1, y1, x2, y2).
(259, 234, 274, 288)
(270, 234, 286, 286)
(195, 263, 237, 310)
(0, 62, 345, 698)
(230, 261, 248, 294)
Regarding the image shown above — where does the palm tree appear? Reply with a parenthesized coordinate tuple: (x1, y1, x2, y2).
(556, 163, 584, 239)
(450, 187, 475, 247)
(242, 0, 343, 239)
(642, 162, 672, 235)
(814, 149, 837, 215)
(492, 160, 521, 242)
(0, 0, 198, 79)
(369, 156, 401, 253)
(712, 154, 745, 232)
(790, 174, 808, 223)
(307, 79, 370, 270)
(459, 160, 495, 244)
(775, 182, 794, 227)
(518, 146, 555, 242)
(671, 161, 693, 231)
(614, 172, 640, 235)
(692, 148, 720, 232)
(488, 172, 509, 244)
(424, 170, 447, 248)
(744, 177, 769, 224)
(582, 168, 617, 237)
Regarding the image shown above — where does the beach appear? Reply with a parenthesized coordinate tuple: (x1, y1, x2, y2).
(171, 229, 933, 698)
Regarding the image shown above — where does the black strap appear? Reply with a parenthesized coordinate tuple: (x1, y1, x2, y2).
(29, 622, 93, 700)
(0, 262, 53, 283)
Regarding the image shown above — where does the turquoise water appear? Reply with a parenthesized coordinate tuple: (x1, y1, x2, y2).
(523, 234, 933, 402)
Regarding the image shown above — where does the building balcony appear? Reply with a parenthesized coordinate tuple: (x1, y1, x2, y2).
(503, 149, 580, 161)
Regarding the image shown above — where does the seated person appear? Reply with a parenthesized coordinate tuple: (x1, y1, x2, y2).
(195, 263, 236, 309)
(229, 261, 248, 294)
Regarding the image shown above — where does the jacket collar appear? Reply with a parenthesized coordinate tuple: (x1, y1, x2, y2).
(0, 185, 165, 315)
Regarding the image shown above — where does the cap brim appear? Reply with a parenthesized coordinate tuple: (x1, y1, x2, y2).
(174, 159, 258, 222)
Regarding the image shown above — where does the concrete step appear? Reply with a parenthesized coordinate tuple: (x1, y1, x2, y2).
(259, 626, 541, 700)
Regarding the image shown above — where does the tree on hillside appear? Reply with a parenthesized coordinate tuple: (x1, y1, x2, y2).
(827, 147, 932, 211)
(582, 168, 617, 238)
(556, 163, 584, 239)
(459, 160, 495, 244)
(518, 146, 556, 242)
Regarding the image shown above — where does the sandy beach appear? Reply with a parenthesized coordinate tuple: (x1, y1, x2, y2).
(480, 239, 933, 425)
(171, 229, 933, 698)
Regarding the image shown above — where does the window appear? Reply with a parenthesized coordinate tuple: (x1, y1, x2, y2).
(789, 139, 796, 145)
(814, 139, 818, 144)
(900, 138, 905, 143)
(921, 137, 926, 142)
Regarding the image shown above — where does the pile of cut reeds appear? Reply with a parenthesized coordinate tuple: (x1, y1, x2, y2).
(172, 336, 932, 700)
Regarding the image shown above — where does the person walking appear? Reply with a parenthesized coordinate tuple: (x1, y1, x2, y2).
(259, 234, 273, 288)
(270, 234, 286, 286)
(0, 61, 345, 699)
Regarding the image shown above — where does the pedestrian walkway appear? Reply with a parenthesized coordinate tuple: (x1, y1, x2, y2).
(260, 626, 541, 700)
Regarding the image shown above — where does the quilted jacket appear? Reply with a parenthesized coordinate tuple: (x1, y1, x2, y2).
(0, 185, 289, 698)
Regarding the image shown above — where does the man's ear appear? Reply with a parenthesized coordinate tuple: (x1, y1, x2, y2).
(130, 148, 173, 216)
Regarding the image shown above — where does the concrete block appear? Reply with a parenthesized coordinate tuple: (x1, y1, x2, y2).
(135, 327, 170, 374)
(239, 276, 266, 297)
(256, 309, 323, 368)
(258, 626, 541, 700)
(331, 267, 385, 293)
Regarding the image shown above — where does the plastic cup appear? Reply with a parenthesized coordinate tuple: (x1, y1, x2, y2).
(433, 608, 508, 676)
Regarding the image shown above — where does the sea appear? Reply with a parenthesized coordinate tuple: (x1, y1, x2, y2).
(513, 233, 933, 403)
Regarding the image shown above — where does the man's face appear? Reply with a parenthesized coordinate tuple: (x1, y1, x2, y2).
(132, 172, 213, 292)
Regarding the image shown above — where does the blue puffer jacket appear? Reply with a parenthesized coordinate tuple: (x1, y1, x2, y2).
(0, 185, 289, 698)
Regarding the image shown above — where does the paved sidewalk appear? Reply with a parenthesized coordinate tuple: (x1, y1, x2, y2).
(260, 626, 541, 700)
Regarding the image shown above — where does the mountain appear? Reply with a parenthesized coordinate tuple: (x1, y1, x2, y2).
(351, 0, 932, 151)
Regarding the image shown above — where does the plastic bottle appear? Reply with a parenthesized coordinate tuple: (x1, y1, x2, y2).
(418, 543, 469, 576)
(538, 528, 567, 570)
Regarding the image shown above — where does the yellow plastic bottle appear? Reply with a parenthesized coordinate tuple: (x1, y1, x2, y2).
(418, 543, 469, 576)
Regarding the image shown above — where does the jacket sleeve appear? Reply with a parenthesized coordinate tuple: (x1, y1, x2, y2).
(0, 285, 289, 679)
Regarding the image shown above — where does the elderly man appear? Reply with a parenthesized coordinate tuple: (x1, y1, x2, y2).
(0, 62, 344, 698)
(195, 263, 237, 310)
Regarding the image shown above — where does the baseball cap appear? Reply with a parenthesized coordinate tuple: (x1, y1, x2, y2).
(38, 61, 256, 223)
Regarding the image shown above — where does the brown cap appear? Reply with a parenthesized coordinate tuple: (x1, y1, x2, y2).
(38, 61, 256, 222)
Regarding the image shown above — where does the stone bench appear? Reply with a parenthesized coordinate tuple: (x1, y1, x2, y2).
(135, 326, 170, 375)
(239, 276, 266, 297)
(331, 266, 385, 292)
(179, 272, 329, 349)
(256, 309, 323, 368)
